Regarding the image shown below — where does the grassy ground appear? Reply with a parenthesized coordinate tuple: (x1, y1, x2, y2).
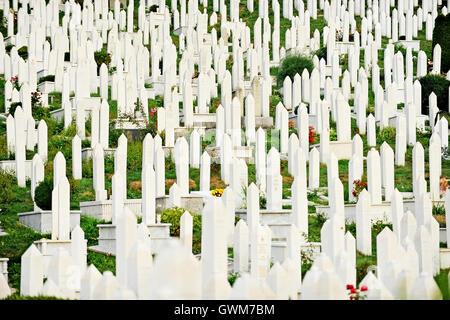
(0, 0, 449, 300)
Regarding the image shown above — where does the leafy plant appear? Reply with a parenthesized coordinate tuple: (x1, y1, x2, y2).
(379, 126, 396, 142)
(34, 179, 53, 210)
(313, 46, 327, 62)
(159, 207, 202, 254)
(38, 75, 55, 84)
(94, 48, 111, 69)
(228, 272, 239, 286)
(433, 13, 450, 74)
(419, 74, 450, 114)
(276, 54, 314, 89)
(17, 46, 28, 60)
(8, 102, 22, 116)
(352, 179, 368, 200)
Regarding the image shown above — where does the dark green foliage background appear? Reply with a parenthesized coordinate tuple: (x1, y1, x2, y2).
(433, 14, 450, 74)
(276, 54, 314, 88)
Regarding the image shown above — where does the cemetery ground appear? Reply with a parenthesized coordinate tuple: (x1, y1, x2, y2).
(0, 77, 449, 297)
(0, 0, 449, 301)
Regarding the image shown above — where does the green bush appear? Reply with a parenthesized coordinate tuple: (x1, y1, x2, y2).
(38, 75, 55, 84)
(0, 171, 17, 207)
(378, 126, 396, 143)
(313, 46, 327, 62)
(419, 74, 450, 114)
(17, 46, 28, 60)
(8, 102, 22, 116)
(159, 207, 202, 254)
(34, 179, 53, 210)
(94, 48, 111, 69)
(5, 43, 13, 54)
(276, 54, 314, 89)
(433, 14, 450, 74)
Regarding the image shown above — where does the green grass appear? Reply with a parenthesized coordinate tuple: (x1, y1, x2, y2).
(0, 173, 46, 293)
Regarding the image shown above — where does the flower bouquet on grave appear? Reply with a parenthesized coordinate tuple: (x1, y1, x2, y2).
(440, 176, 449, 196)
(211, 188, 224, 197)
(352, 179, 368, 200)
(309, 126, 318, 144)
(347, 284, 367, 300)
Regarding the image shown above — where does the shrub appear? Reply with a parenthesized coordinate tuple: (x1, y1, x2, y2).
(419, 74, 450, 114)
(276, 54, 314, 88)
(378, 126, 396, 142)
(159, 207, 202, 254)
(94, 48, 111, 69)
(32, 105, 51, 120)
(0, 171, 17, 207)
(38, 75, 55, 84)
(34, 179, 53, 210)
(17, 46, 28, 60)
(432, 14, 450, 74)
(313, 46, 327, 62)
(8, 102, 22, 116)
(5, 43, 13, 53)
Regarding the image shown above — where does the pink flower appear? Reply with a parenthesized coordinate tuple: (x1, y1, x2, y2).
(150, 108, 157, 117)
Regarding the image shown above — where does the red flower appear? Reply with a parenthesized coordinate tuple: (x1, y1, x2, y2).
(150, 108, 157, 117)
(350, 288, 357, 294)
(360, 286, 368, 292)
(288, 120, 295, 129)
(309, 126, 316, 144)
(350, 295, 354, 300)
(346, 284, 354, 290)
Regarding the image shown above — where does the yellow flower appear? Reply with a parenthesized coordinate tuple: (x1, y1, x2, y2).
(211, 188, 224, 197)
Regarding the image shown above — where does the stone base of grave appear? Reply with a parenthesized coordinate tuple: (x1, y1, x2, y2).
(174, 126, 207, 139)
(18, 210, 81, 234)
(147, 80, 164, 95)
(81, 147, 116, 160)
(440, 228, 448, 243)
(34, 239, 74, 276)
(37, 81, 55, 94)
(71, 96, 102, 113)
(440, 248, 450, 269)
(255, 116, 274, 129)
(329, 141, 352, 160)
(50, 99, 103, 122)
(271, 241, 321, 264)
(4, 35, 15, 46)
(94, 222, 173, 255)
(191, 113, 217, 128)
(236, 208, 292, 225)
(388, 113, 428, 132)
(148, 11, 165, 28)
(180, 114, 217, 128)
(316, 198, 445, 224)
(205, 145, 255, 164)
(156, 194, 204, 214)
(0, 258, 9, 283)
(286, 47, 311, 56)
(395, 40, 421, 51)
(267, 223, 295, 241)
(114, 118, 148, 131)
(0, 160, 33, 178)
(335, 41, 355, 55)
(80, 199, 142, 222)
(162, 146, 174, 158)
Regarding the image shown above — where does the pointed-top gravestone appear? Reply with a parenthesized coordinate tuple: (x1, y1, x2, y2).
(80, 265, 102, 300)
(180, 211, 193, 254)
(20, 244, 44, 297)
